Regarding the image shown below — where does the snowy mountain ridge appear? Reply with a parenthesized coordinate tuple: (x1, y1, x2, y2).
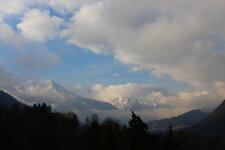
(9, 80, 117, 120)
(106, 90, 169, 111)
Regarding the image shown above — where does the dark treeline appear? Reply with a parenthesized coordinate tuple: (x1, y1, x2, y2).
(0, 103, 224, 150)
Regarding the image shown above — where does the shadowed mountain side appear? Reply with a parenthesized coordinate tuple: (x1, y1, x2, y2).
(0, 89, 24, 107)
(149, 109, 209, 133)
(188, 100, 225, 137)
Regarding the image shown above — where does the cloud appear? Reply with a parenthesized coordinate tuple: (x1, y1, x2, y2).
(64, 0, 225, 87)
(0, 0, 25, 17)
(0, 6, 63, 71)
(0, 22, 61, 71)
(0, 0, 94, 20)
(129, 66, 145, 72)
(15, 50, 61, 71)
(74, 83, 169, 110)
(17, 9, 64, 42)
(156, 82, 225, 114)
(89, 83, 167, 100)
(48, 0, 97, 14)
(0, 66, 20, 90)
(0, 23, 26, 49)
(74, 82, 225, 119)
(0, 0, 46, 21)
(0, 5, 64, 76)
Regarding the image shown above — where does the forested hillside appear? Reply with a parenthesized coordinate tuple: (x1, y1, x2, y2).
(0, 103, 224, 150)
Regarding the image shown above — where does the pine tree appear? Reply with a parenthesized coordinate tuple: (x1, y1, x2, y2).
(129, 111, 148, 134)
(128, 111, 149, 150)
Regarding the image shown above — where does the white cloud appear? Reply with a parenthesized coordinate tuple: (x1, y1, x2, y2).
(0, 22, 61, 71)
(129, 66, 144, 72)
(74, 82, 225, 119)
(0, 0, 95, 20)
(0, 0, 46, 21)
(90, 83, 166, 100)
(0, 0, 25, 16)
(17, 9, 64, 42)
(64, 0, 225, 88)
(74, 83, 169, 110)
(48, 0, 97, 14)
(0, 23, 26, 48)
(0, 3, 63, 74)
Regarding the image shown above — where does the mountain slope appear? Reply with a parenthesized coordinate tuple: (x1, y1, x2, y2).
(11, 80, 117, 120)
(189, 100, 225, 137)
(148, 109, 209, 132)
(0, 89, 23, 107)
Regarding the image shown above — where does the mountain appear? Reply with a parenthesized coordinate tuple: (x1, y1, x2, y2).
(148, 109, 209, 133)
(109, 97, 153, 111)
(11, 80, 117, 120)
(189, 100, 225, 137)
(0, 89, 23, 107)
(107, 89, 170, 111)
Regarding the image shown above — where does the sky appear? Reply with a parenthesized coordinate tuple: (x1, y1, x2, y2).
(0, 0, 225, 114)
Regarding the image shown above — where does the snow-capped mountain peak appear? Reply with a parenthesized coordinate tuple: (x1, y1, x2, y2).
(22, 80, 71, 95)
(105, 90, 169, 111)
(10, 80, 117, 121)
(14, 80, 80, 103)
